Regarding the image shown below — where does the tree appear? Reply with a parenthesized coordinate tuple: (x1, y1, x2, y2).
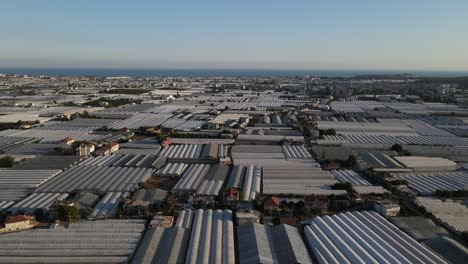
(55, 203, 79, 222)
(34, 208, 48, 222)
(295, 201, 306, 217)
(391, 144, 403, 153)
(80, 208, 93, 219)
(328, 194, 337, 212)
(0, 156, 14, 168)
(253, 195, 263, 210)
(332, 182, 354, 192)
(325, 128, 336, 136)
(461, 231, 468, 243)
(347, 155, 358, 167)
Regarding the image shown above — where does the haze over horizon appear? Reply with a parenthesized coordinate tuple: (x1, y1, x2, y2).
(2, 0, 468, 71)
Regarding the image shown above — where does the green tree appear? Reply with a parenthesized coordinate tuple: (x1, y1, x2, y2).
(325, 128, 336, 135)
(34, 208, 48, 222)
(55, 203, 79, 222)
(328, 194, 337, 212)
(347, 155, 358, 167)
(391, 144, 403, 153)
(0, 156, 14, 167)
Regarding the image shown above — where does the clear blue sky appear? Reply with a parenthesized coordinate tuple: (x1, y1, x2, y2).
(1, 0, 468, 70)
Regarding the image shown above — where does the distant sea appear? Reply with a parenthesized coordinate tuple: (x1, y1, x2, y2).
(0, 68, 467, 78)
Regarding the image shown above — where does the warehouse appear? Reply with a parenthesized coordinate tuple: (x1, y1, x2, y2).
(304, 211, 447, 264)
(78, 154, 156, 168)
(158, 144, 204, 159)
(415, 198, 468, 233)
(155, 163, 189, 177)
(42, 118, 118, 129)
(282, 145, 312, 159)
(391, 171, 468, 195)
(402, 119, 454, 136)
(318, 134, 468, 147)
(262, 161, 344, 196)
(225, 165, 247, 190)
(93, 110, 137, 119)
(118, 138, 162, 155)
(357, 152, 405, 171)
(0, 136, 36, 153)
(315, 120, 415, 134)
(240, 164, 261, 201)
(232, 145, 285, 163)
(200, 143, 220, 160)
(226, 165, 262, 202)
(132, 227, 191, 264)
(3, 143, 63, 156)
(218, 144, 228, 158)
(331, 170, 371, 186)
(185, 209, 235, 264)
(330, 170, 389, 194)
(170, 138, 234, 145)
(238, 223, 313, 264)
(422, 236, 468, 264)
(34, 166, 153, 193)
(0, 128, 115, 143)
(390, 216, 449, 242)
(233, 144, 318, 166)
(120, 138, 161, 149)
(393, 156, 457, 172)
(175, 209, 195, 228)
(236, 134, 304, 144)
(330, 100, 385, 113)
(172, 164, 212, 193)
(109, 113, 173, 129)
(0, 170, 62, 201)
(161, 118, 206, 130)
(131, 188, 167, 205)
(0, 219, 146, 263)
(196, 164, 230, 197)
(11, 155, 80, 170)
(8, 192, 69, 214)
(88, 191, 129, 220)
(68, 192, 100, 210)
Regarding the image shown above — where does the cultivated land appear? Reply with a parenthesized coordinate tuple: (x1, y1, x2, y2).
(0, 72, 467, 263)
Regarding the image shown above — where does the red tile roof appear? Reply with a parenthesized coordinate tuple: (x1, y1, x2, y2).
(266, 196, 280, 206)
(5, 215, 31, 224)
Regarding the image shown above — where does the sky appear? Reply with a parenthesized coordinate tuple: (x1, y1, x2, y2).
(1, 0, 468, 71)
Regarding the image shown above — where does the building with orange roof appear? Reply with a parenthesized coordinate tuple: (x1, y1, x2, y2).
(0, 215, 38, 233)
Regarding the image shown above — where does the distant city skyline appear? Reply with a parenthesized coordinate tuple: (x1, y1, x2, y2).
(2, 0, 468, 71)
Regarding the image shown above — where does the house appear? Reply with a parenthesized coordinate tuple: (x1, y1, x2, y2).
(76, 143, 95, 157)
(149, 216, 174, 228)
(237, 211, 260, 225)
(60, 137, 74, 146)
(264, 196, 281, 216)
(374, 201, 400, 217)
(224, 187, 239, 202)
(161, 137, 172, 148)
(96, 142, 119, 156)
(323, 162, 341, 170)
(0, 215, 38, 233)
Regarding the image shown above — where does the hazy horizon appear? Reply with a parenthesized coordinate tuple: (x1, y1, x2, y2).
(2, 67, 468, 78)
(2, 0, 468, 71)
